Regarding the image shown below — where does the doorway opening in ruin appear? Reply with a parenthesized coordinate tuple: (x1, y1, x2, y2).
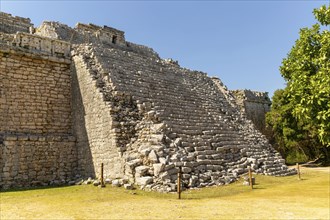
(112, 35, 117, 44)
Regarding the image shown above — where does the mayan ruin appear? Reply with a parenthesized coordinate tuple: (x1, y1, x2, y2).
(0, 12, 297, 191)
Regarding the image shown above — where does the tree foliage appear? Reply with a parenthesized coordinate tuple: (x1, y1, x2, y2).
(267, 5, 330, 164)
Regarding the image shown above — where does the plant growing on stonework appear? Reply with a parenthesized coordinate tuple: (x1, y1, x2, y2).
(266, 5, 330, 165)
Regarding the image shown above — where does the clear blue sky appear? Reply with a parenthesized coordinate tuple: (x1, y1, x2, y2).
(1, 1, 328, 97)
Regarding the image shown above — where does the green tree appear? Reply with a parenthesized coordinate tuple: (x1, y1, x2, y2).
(267, 5, 330, 164)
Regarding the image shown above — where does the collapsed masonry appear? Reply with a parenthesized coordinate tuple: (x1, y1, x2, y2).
(0, 12, 296, 191)
(231, 90, 272, 138)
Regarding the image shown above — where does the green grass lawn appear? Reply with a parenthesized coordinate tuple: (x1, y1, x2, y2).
(1, 167, 329, 220)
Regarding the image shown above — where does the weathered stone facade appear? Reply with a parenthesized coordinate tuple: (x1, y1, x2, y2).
(0, 25, 76, 189)
(0, 12, 33, 34)
(0, 13, 296, 191)
(231, 90, 272, 136)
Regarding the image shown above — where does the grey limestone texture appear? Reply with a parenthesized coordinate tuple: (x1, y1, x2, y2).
(232, 90, 272, 137)
(0, 12, 296, 191)
(0, 12, 33, 34)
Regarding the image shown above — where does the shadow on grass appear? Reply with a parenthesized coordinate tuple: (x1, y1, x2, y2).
(0, 185, 72, 193)
(252, 186, 266, 190)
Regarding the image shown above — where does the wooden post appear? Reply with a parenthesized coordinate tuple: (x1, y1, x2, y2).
(177, 167, 182, 199)
(296, 163, 301, 180)
(248, 166, 253, 189)
(101, 163, 105, 187)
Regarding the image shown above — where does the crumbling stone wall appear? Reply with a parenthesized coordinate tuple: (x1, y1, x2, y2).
(36, 21, 159, 59)
(0, 12, 33, 34)
(0, 30, 76, 189)
(231, 90, 271, 136)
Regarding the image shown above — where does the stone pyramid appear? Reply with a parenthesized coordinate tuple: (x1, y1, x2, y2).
(0, 13, 296, 191)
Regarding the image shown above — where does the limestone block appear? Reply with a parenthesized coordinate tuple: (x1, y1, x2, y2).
(124, 183, 134, 190)
(93, 180, 100, 186)
(158, 157, 167, 164)
(135, 166, 149, 177)
(182, 167, 192, 173)
(138, 145, 151, 155)
(189, 175, 199, 187)
(153, 163, 165, 176)
(168, 133, 177, 139)
(149, 135, 164, 144)
(148, 150, 158, 163)
(136, 176, 153, 186)
(126, 159, 142, 169)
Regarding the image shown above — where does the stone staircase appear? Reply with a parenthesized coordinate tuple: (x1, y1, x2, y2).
(0, 13, 296, 191)
(72, 42, 296, 192)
